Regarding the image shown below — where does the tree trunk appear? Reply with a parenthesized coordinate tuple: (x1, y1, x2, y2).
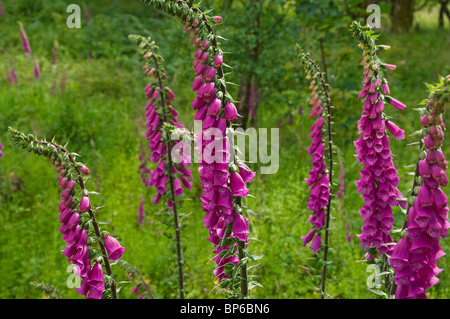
(439, 0, 450, 28)
(391, 0, 415, 32)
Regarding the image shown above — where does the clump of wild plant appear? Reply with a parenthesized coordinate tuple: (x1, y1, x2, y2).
(8, 127, 125, 299)
(296, 44, 335, 299)
(351, 21, 407, 261)
(130, 34, 193, 299)
(390, 75, 449, 299)
(143, 0, 261, 298)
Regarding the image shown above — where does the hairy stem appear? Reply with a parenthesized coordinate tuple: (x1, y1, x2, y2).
(237, 240, 248, 297)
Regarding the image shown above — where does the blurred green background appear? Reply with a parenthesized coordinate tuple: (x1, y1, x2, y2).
(0, 0, 449, 299)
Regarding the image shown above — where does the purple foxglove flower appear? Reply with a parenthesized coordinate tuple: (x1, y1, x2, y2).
(232, 212, 249, 242)
(192, 75, 203, 91)
(193, 37, 202, 48)
(18, 22, 31, 57)
(201, 40, 210, 50)
(212, 16, 223, 23)
(208, 98, 221, 116)
(384, 63, 396, 70)
(204, 66, 217, 81)
(200, 51, 210, 62)
(33, 59, 40, 79)
(237, 162, 256, 183)
(69, 243, 89, 275)
(216, 116, 227, 134)
(61, 243, 77, 259)
(61, 189, 71, 200)
(66, 211, 80, 230)
(79, 196, 90, 213)
(75, 277, 90, 296)
(301, 229, 315, 246)
(382, 83, 390, 95)
(167, 88, 175, 101)
(194, 62, 207, 76)
(104, 233, 125, 261)
(224, 101, 238, 122)
(86, 287, 102, 299)
(173, 177, 184, 196)
(310, 233, 322, 253)
(388, 97, 406, 111)
(192, 59, 201, 69)
(424, 134, 436, 149)
(389, 236, 411, 270)
(87, 262, 105, 291)
(152, 192, 161, 205)
(420, 115, 430, 127)
(375, 77, 382, 87)
(386, 121, 405, 139)
(194, 48, 203, 60)
(230, 171, 249, 197)
(59, 177, 68, 189)
(62, 225, 81, 244)
(80, 165, 90, 175)
(59, 208, 73, 224)
(138, 198, 144, 225)
(214, 55, 223, 68)
(131, 285, 140, 295)
(194, 105, 207, 120)
(66, 180, 76, 191)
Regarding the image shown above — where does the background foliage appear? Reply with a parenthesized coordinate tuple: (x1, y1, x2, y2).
(0, 0, 449, 299)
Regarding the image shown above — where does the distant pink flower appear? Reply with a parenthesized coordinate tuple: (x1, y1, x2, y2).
(33, 59, 40, 79)
(138, 198, 144, 225)
(18, 22, 31, 57)
(84, 5, 91, 24)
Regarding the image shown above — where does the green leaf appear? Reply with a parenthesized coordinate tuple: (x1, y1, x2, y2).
(368, 289, 388, 298)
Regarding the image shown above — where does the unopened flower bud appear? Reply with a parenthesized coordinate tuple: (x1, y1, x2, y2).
(212, 16, 223, 23)
(80, 165, 90, 175)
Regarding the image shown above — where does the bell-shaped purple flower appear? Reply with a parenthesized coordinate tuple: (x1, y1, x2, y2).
(104, 233, 125, 261)
(79, 196, 90, 213)
(87, 262, 105, 291)
(230, 171, 249, 197)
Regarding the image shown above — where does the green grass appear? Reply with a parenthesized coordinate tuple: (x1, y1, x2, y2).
(0, 0, 449, 299)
